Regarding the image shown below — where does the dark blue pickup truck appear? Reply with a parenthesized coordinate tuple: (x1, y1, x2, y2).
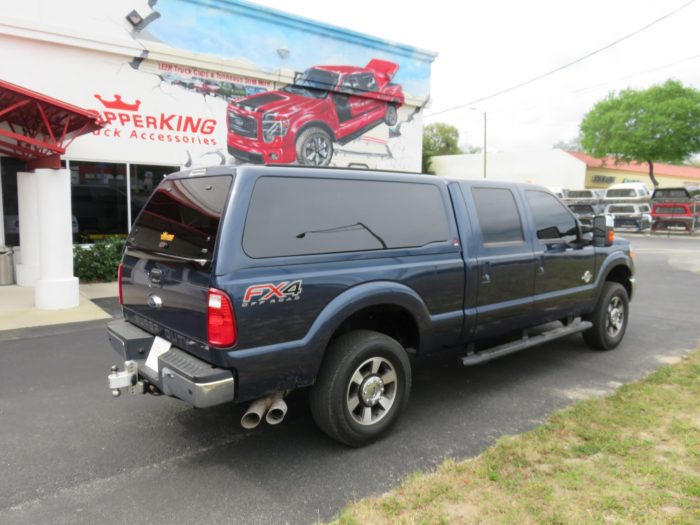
(107, 165, 635, 446)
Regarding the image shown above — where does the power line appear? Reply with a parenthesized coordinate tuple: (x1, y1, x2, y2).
(489, 52, 700, 116)
(425, 0, 696, 118)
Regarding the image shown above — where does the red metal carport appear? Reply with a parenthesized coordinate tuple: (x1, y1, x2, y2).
(0, 79, 102, 169)
(0, 79, 103, 308)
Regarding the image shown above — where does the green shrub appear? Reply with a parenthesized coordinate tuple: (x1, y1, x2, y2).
(73, 236, 125, 282)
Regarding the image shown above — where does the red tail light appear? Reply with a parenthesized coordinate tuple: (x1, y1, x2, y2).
(207, 289, 237, 347)
(117, 263, 123, 305)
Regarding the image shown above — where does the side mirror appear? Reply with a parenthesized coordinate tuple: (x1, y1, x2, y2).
(593, 214, 615, 247)
(576, 221, 593, 246)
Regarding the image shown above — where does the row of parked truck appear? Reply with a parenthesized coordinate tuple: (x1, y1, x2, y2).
(560, 182, 700, 233)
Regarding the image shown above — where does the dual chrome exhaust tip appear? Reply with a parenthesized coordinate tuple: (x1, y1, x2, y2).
(241, 392, 288, 429)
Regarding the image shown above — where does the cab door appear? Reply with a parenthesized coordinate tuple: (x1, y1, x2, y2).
(462, 184, 536, 339)
(523, 189, 596, 322)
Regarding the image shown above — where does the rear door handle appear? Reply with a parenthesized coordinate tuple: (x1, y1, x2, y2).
(480, 261, 491, 284)
(537, 254, 545, 274)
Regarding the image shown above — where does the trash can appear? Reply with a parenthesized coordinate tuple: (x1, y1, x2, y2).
(0, 246, 15, 285)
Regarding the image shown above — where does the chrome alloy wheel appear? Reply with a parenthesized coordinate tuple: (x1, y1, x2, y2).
(302, 134, 331, 166)
(346, 357, 397, 426)
(606, 296, 625, 337)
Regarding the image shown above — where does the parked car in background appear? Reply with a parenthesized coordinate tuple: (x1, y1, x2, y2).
(605, 203, 652, 231)
(565, 189, 605, 227)
(567, 203, 605, 227)
(565, 189, 605, 202)
(547, 187, 567, 199)
(651, 186, 700, 233)
(603, 182, 651, 203)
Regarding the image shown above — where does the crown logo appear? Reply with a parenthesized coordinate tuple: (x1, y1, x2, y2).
(94, 94, 141, 112)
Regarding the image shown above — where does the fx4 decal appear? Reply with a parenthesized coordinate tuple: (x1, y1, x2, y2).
(242, 280, 302, 307)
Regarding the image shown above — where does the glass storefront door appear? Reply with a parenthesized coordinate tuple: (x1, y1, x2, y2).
(69, 161, 128, 241)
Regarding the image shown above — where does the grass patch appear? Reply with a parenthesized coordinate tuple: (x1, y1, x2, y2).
(332, 350, 700, 525)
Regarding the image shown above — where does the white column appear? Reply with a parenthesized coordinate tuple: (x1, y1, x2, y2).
(15, 171, 41, 286)
(0, 160, 5, 247)
(34, 168, 79, 309)
(126, 163, 132, 229)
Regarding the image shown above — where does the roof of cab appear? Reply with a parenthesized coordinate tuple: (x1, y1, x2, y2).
(167, 164, 448, 186)
(165, 164, 556, 194)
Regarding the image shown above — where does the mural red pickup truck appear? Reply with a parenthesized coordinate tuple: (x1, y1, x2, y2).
(226, 59, 404, 166)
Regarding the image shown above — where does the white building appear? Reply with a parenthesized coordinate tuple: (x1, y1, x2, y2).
(431, 149, 587, 189)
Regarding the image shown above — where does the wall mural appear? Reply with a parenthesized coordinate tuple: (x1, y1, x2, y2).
(129, 0, 434, 170)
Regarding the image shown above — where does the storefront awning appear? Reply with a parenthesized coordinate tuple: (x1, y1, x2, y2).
(0, 79, 103, 169)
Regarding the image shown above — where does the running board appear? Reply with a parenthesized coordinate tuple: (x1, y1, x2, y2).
(461, 320, 593, 366)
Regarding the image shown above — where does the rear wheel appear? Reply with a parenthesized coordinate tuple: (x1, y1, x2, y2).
(583, 282, 629, 350)
(309, 330, 411, 447)
(384, 104, 398, 126)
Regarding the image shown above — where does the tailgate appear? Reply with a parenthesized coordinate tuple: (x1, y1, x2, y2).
(121, 174, 233, 357)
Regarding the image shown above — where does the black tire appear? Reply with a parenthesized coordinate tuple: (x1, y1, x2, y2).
(583, 282, 629, 350)
(309, 330, 411, 447)
(295, 126, 333, 166)
(384, 104, 398, 126)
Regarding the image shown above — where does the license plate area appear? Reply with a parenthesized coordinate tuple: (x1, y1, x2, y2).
(145, 336, 172, 373)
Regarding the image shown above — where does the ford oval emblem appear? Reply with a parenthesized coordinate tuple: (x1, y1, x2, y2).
(147, 294, 163, 309)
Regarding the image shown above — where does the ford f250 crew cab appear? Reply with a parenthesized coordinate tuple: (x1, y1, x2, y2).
(107, 165, 636, 447)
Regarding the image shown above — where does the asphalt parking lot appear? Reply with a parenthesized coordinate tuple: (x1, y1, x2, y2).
(1, 234, 698, 525)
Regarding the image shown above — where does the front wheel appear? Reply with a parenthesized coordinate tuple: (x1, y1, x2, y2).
(309, 330, 411, 447)
(583, 282, 629, 350)
(295, 126, 333, 166)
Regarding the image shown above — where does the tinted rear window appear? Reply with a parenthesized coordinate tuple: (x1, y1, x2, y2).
(128, 176, 232, 263)
(653, 189, 690, 199)
(567, 191, 594, 199)
(569, 204, 594, 213)
(243, 177, 449, 258)
(607, 189, 637, 198)
(608, 205, 635, 213)
(471, 187, 524, 244)
(654, 206, 688, 215)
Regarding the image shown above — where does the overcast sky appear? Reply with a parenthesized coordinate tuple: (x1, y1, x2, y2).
(254, 0, 700, 153)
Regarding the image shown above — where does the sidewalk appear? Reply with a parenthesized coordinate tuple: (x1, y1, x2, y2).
(0, 282, 117, 332)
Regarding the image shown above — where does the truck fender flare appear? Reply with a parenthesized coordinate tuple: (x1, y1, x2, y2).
(305, 281, 431, 369)
(294, 119, 336, 142)
(594, 253, 633, 294)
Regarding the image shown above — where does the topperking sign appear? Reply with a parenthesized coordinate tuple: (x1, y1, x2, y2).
(91, 93, 219, 146)
(57, 57, 274, 167)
